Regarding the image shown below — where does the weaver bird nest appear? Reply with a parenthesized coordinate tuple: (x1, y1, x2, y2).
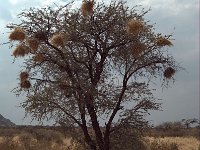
(20, 72, 29, 81)
(34, 31, 48, 41)
(33, 53, 45, 62)
(81, 1, 94, 16)
(20, 80, 31, 89)
(126, 19, 145, 35)
(132, 43, 147, 58)
(156, 37, 172, 47)
(13, 44, 30, 57)
(9, 27, 26, 41)
(26, 38, 40, 52)
(50, 33, 66, 47)
(164, 67, 175, 79)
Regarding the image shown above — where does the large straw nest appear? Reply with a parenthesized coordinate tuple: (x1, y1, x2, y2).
(20, 72, 29, 81)
(156, 37, 173, 47)
(58, 80, 70, 90)
(26, 38, 40, 53)
(13, 44, 30, 57)
(34, 31, 47, 41)
(58, 83, 68, 90)
(132, 43, 147, 58)
(20, 80, 31, 89)
(9, 27, 26, 41)
(81, 1, 94, 16)
(126, 19, 145, 35)
(33, 53, 45, 62)
(50, 33, 66, 47)
(164, 67, 175, 79)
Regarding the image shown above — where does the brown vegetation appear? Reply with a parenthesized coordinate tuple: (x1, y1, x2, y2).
(9, 27, 26, 41)
(164, 67, 176, 79)
(20, 72, 29, 81)
(145, 136, 199, 150)
(0, 126, 199, 150)
(26, 38, 40, 52)
(126, 19, 146, 35)
(13, 44, 29, 57)
(33, 53, 45, 62)
(156, 37, 173, 47)
(20, 80, 31, 89)
(81, 1, 94, 16)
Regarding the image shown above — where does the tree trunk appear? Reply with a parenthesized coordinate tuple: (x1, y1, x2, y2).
(80, 124, 97, 150)
(103, 133, 110, 150)
(85, 93, 104, 150)
(87, 104, 104, 149)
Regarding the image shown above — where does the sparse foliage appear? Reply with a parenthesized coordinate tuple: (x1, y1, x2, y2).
(181, 118, 199, 128)
(7, 0, 179, 149)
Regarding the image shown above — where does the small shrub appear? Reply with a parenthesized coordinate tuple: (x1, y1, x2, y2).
(110, 127, 148, 150)
(34, 129, 64, 144)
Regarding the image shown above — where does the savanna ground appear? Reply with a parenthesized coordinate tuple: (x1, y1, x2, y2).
(0, 126, 199, 150)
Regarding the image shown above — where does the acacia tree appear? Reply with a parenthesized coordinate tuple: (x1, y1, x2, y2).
(182, 118, 199, 128)
(7, 0, 178, 149)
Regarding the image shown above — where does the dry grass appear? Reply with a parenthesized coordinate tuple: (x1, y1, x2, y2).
(1, 135, 199, 150)
(0, 137, 4, 143)
(0, 136, 79, 150)
(0, 127, 84, 150)
(0, 127, 199, 150)
(145, 136, 200, 150)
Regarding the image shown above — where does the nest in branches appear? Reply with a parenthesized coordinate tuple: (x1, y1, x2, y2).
(132, 43, 147, 58)
(20, 72, 29, 81)
(27, 38, 39, 52)
(50, 33, 66, 47)
(33, 53, 45, 62)
(34, 31, 48, 41)
(58, 83, 68, 90)
(81, 1, 94, 16)
(20, 80, 31, 89)
(9, 27, 26, 41)
(156, 37, 173, 47)
(58, 79, 71, 90)
(13, 44, 30, 57)
(126, 19, 145, 35)
(164, 67, 175, 79)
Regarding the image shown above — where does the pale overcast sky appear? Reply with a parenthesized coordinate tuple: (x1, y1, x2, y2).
(0, 0, 199, 125)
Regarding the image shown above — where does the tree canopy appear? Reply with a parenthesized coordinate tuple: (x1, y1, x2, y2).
(7, 0, 179, 149)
